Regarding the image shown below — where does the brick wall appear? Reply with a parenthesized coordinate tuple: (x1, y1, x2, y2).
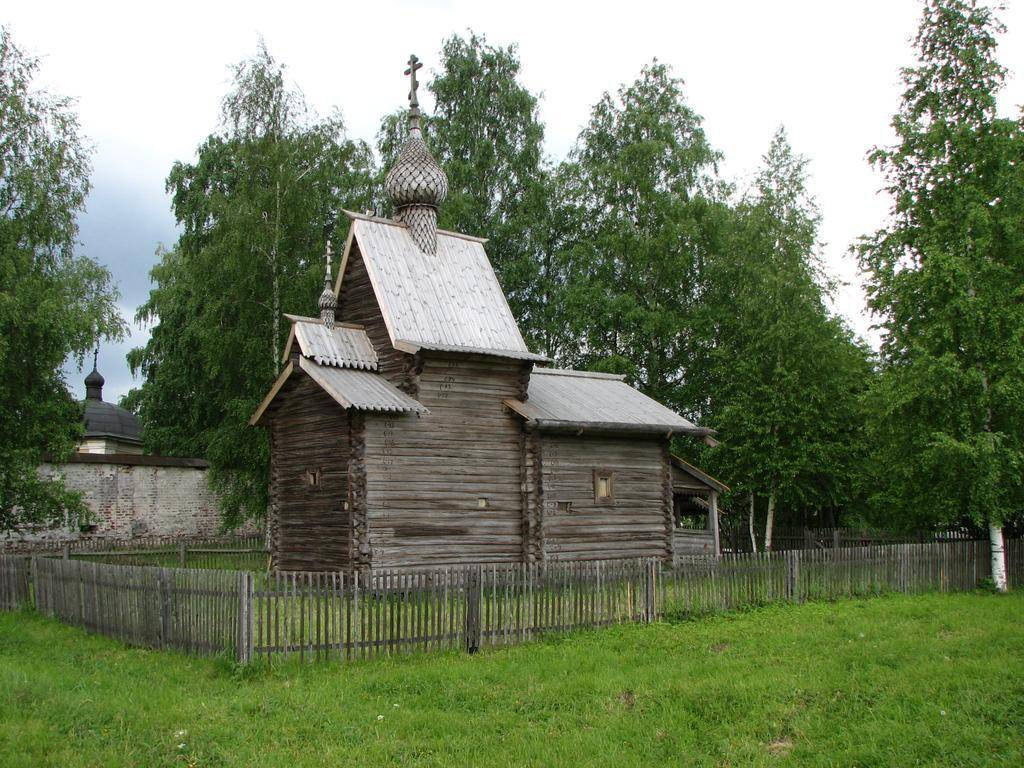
(4, 455, 258, 544)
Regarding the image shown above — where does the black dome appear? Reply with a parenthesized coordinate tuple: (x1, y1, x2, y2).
(82, 399, 142, 445)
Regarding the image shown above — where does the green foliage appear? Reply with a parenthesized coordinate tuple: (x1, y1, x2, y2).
(694, 129, 874, 530)
(0, 27, 125, 530)
(555, 60, 731, 412)
(126, 43, 376, 528)
(377, 33, 556, 351)
(858, 0, 1024, 531)
(3, 593, 1023, 766)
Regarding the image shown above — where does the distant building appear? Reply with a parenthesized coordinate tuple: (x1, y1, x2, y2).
(1, 360, 248, 548)
(78, 360, 143, 454)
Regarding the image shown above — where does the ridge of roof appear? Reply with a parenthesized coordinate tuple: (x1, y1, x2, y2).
(532, 367, 627, 381)
(343, 209, 489, 244)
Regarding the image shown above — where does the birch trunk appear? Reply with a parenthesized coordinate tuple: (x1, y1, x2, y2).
(989, 522, 1007, 592)
(271, 176, 282, 376)
(764, 478, 777, 552)
(748, 492, 757, 554)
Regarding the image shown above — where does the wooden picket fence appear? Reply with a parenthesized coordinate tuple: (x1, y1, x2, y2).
(720, 524, 976, 553)
(1, 539, 1020, 664)
(0, 555, 31, 610)
(244, 560, 656, 663)
(32, 558, 245, 654)
(1, 534, 267, 571)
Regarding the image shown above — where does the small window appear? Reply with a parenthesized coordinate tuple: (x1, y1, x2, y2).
(557, 501, 573, 514)
(477, 497, 488, 509)
(593, 469, 614, 503)
(305, 468, 322, 487)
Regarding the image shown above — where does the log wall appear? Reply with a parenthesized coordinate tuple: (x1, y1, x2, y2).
(269, 374, 353, 571)
(537, 434, 672, 562)
(363, 354, 526, 567)
(674, 530, 716, 556)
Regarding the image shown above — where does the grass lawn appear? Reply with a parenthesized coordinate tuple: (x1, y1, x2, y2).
(1, 592, 1022, 767)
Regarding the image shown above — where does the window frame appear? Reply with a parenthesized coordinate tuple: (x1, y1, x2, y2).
(593, 468, 615, 504)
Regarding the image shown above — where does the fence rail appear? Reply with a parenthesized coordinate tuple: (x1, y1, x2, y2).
(0, 534, 267, 571)
(1, 539, 1020, 664)
(720, 525, 977, 553)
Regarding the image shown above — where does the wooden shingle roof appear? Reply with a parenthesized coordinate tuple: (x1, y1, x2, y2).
(504, 368, 709, 436)
(283, 317, 378, 370)
(336, 212, 549, 363)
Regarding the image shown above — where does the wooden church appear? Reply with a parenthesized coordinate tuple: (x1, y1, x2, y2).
(251, 57, 726, 571)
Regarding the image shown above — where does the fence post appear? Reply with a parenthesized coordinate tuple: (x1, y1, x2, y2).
(62, 543, 70, 561)
(238, 572, 251, 664)
(158, 568, 171, 649)
(786, 550, 801, 602)
(465, 566, 482, 654)
(178, 541, 186, 568)
(832, 529, 840, 550)
(29, 556, 38, 611)
(645, 559, 657, 622)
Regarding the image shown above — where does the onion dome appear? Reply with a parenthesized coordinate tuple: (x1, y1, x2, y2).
(82, 351, 142, 449)
(319, 239, 337, 329)
(85, 353, 105, 401)
(384, 55, 448, 254)
(384, 129, 448, 210)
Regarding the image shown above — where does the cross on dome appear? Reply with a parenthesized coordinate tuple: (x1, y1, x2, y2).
(405, 54, 423, 112)
(384, 54, 448, 255)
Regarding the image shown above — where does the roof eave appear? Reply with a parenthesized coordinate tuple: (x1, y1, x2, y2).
(671, 454, 730, 493)
(80, 433, 143, 445)
(399, 339, 551, 363)
(532, 420, 713, 437)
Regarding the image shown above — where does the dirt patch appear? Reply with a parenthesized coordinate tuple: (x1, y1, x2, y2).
(766, 738, 793, 756)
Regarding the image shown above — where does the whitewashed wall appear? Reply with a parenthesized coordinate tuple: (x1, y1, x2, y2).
(3, 455, 256, 544)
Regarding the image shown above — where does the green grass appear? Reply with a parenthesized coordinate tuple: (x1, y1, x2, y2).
(1, 592, 1022, 767)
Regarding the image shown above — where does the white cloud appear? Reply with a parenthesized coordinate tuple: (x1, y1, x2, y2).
(11, 0, 1024, 381)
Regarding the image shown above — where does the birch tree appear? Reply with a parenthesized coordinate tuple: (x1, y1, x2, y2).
(555, 61, 730, 413)
(0, 28, 125, 529)
(697, 129, 872, 549)
(127, 44, 375, 526)
(858, 0, 1024, 590)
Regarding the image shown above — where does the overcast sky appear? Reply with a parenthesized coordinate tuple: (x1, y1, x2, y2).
(6, 0, 1024, 403)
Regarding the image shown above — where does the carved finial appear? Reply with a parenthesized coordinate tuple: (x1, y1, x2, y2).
(318, 238, 336, 329)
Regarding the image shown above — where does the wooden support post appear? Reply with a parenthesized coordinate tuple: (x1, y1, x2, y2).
(709, 491, 721, 557)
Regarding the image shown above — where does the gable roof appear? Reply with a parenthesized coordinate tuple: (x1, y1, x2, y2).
(503, 368, 709, 436)
(282, 317, 378, 370)
(249, 357, 427, 426)
(671, 455, 730, 494)
(336, 212, 549, 363)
